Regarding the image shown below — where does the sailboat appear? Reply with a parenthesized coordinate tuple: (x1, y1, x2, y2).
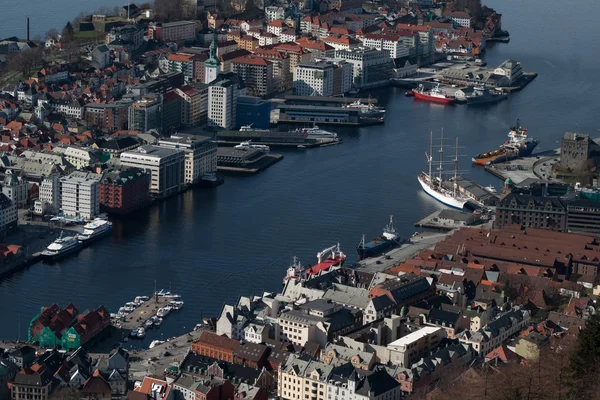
(418, 132, 471, 209)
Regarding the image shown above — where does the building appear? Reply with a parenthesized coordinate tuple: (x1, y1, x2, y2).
(208, 73, 245, 129)
(60, 171, 102, 219)
(231, 56, 274, 97)
(158, 134, 217, 184)
(91, 45, 111, 69)
(567, 199, 600, 235)
(274, 43, 311, 75)
(265, 6, 286, 22)
(236, 96, 271, 129)
(63, 147, 100, 170)
(192, 331, 241, 362)
(80, 370, 112, 400)
(120, 146, 185, 199)
(162, 90, 183, 133)
(320, 343, 375, 370)
(37, 173, 60, 214)
(386, 326, 445, 368)
(493, 59, 523, 85)
(128, 95, 162, 132)
(253, 48, 291, 92)
(151, 20, 197, 43)
(559, 132, 600, 171)
(277, 355, 332, 400)
(2, 172, 27, 208)
(99, 168, 151, 214)
(11, 366, 53, 400)
(494, 193, 567, 231)
(294, 62, 334, 96)
(168, 53, 195, 82)
(334, 47, 393, 90)
(267, 20, 285, 36)
(330, 59, 353, 95)
(85, 101, 131, 133)
(106, 25, 143, 50)
(362, 34, 409, 59)
(205, 35, 221, 84)
(175, 86, 205, 127)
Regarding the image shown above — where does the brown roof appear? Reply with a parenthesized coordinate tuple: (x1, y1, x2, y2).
(232, 55, 272, 67)
(81, 370, 111, 394)
(195, 331, 241, 352)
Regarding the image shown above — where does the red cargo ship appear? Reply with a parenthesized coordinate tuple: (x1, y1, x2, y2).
(412, 83, 455, 104)
(283, 244, 346, 283)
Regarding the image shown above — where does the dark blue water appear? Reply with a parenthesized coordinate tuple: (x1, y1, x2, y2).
(1, 0, 598, 344)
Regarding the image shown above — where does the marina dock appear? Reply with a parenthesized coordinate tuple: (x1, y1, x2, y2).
(483, 149, 561, 184)
(114, 296, 175, 330)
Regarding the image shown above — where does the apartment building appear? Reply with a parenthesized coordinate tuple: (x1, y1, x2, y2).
(253, 48, 292, 92)
(208, 73, 245, 129)
(63, 146, 100, 169)
(11, 366, 53, 400)
(99, 168, 151, 214)
(274, 43, 312, 74)
(128, 95, 162, 132)
(294, 61, 334, 96)
(37, 173, 60, 214)
(335, 47, 393, 89)
(175, 85, 205, 127)
(168, 53, 195, 82)
(0, 193, 17, 236)
(158, 134, 217, 184)
(150, 20, 197, 42)
(362, 34, 410, 59)
(387, 326, 445, 368)
(60, 171, 102, 219)
(85, 101, 131, 133)
(120, 145, 185, 199)
(231, 55, 274, 97)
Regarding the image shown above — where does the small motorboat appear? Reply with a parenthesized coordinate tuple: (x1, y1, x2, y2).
(169, 301, 184, 310)
(129, 329, 139, 338)
(136, 327, 146, 338)
(144, 319, 154, 328)
(405, 91, 414, 97)
(484, 185, 497, 193)
(154, 317, 163, 326)
(149, 340, 164, 349)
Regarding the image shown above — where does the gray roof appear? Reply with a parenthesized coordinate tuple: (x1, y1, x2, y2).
(323, 284, 370, 309)
(321, 343, 374, 366)
(281, 354, 333, 381)
(370, 295, 395, 311)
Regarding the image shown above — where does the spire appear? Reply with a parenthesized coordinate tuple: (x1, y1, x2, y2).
(206, 31, 221, 67)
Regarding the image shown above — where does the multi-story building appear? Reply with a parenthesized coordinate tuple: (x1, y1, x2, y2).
(192, 331, 240, 362)
(149, 20, 197, 43)
(362, 34, 410, 59)
(394, 24, 435, 59)
(387, 326, 445, 368)
(265, 6, 286, 22)
(494, 193, 567, 231)
(444, 11, 473, 28)
(161, 90, 182, 134)
(60, 171, 102, 219)
(324, 35, 361, 51)
(267, 20, 285, 36)
(2, 172, 27, 208)
(63, 146, 101, 169)
(274, 43, 312, 74)
(99, 168, 151, 214)
(238, 35, 259, 51)
(0, 193, 17, 236)
(294, 61, 334, 96)
(158, 134, 217, 184)
(279, 30, 298, 43)
(37, 173, 60, 214)
(236, 96, 271, 129)
(296, 37, 336, 59)
(91, 44, 111, 69)
(558, 131, 600, 171)
(120, 145, 185, 199)
(106, 25, 143, 50)
(205, 36, 221, 84)
(567, 199, 600, 235)
(335, 47, 393, 90)
(85, 101, 132, 133)
(493, 59, 524, 86)
(208, 73, 245, 129)
(168, 53, 195, 82)
(11, 366, 53, 400)
(50, 98, 85, 119)
(253, 48, 291, 92)
(175, 86, 204, 127)
(128, 95, 162, 132)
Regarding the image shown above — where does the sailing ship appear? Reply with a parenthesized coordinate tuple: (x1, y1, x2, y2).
(418, 132, 471, 209)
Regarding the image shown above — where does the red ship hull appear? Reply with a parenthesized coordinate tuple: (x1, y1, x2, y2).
(412, 90, 455, 104)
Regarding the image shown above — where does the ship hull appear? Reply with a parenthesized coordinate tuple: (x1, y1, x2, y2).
(418, 175, 467, 209)
(467, 93, 507, 105)
(412, 90, 455, 104)
(356, 239, 399, 260)
(472, 140, 539, 166)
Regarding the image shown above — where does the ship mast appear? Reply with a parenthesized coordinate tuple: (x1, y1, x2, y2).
(439, 128, 444, 182)
(428, 131, 433, 178)
(454, 137, 459, 196)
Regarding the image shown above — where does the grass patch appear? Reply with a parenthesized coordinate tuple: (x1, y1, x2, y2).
(75, 30, 104, 39)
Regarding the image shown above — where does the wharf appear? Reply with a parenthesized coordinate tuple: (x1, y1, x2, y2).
(284, 95, 378, 106)
(115, 296, 175, 331)
(354, 231, 450, 273)
(415, 209, 491, 231)
(484, 149, 561, 185)
(217, 152, 283, 174)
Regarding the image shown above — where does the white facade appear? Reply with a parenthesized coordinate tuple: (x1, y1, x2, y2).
(265, 6, 286, 22)
(64, 147, 97, 169)
(387, 326, 445, 367)
(120, 146, 185, 198)
(60, 171, 101, 219)
(278, 30, 298, 43)
(39, 173, 60, 214)
(2, 172, 28, 208)
(244, 323, 268, 344)
(158, 134, 217, 184)
(208, 80, 242, 129)
(362, 35, 409, 59)
(293, 62, 334, 96)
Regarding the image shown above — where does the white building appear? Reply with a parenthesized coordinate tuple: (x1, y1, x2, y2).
(335, 47, 393, 90)
(362, 34, 410, 59)
(278, 30, 298, 43)
(2, 171, 28, 208)
(265, 6, 286, 22)
(37, 173, 60, 215)
(0, 193, 17, 236)
(387, 326, 445, 368)
(293, 61, 334, 96)
(208, 74, 245, 129)
(64, 147, 100, 169)
(158, 134, 217, 184)
(445, 11, 473, 28)
(244, 323, 269, 344)
(120, 145, 185, 199)
(60, 171, 102, 219)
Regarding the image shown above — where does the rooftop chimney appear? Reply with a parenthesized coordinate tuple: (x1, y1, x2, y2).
(27, 18, 30, 42)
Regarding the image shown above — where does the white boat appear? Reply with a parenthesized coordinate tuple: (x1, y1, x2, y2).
(485, 185, 497, 193)
(165, 293, 181, 298)
(156, 289, 169, 296)
(42, 232, 83, 259)
(157, 306, 171, 318)
(344, 98, 385, 114)
(234, 141, 270, 153)
(136, 327, 146, 338)
(169, 301, 184, 310)
(135, 296, 149, 303)
(418, 132, 470, 209)
(239, 124, 271, 132)
(292, 125, 337, 139)
(76, 219, 112, 242)
(129, 329, 139, 338)
(153, 317, 163, 326)
(149, 340, 164, 349)
(144, 319, 154, 328)
(125, 302, 138, 308)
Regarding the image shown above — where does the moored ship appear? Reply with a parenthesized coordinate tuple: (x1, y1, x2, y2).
(234, 141, 270, 153)
(283, 244, 346, 284)
(42, 232, 83, 260)
(472, 119, 539, 166)
(356, 215, 401, 260)
(412, 84, 455, 104)
(291, 125, 338, 139)
(465, 86, 507, 105)
(76, 219, 112, 242)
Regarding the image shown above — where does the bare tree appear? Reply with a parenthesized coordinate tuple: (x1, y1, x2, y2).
(45, 28, 60, 40)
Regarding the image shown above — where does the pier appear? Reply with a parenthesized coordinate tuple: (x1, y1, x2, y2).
(483, 149, 561, 184)
(217, 149, 283, 174)
(415, 209, 490, 231)
(114, 296, 175, 331)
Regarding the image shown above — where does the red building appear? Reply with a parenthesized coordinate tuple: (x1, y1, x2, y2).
(192, 331, 240, 362)
(100, 168, 151, 214)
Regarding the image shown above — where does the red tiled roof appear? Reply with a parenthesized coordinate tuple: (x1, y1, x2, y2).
(324, 35, 360, 45)
(485, 344, 517, 363)
(195, 331, 241, 351)
(268, 20, 285, 27)
(168, 53, 193, 62)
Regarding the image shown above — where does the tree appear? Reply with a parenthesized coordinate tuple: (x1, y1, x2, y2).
(154, 0, 185, 22)
(62, 22, 75, 42)
(45, 28, 60, 40)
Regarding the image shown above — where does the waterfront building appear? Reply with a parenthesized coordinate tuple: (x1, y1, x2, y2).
(175, 85, 204, 127)
(34, 173, 60, 215)
(567, 199, 600, 235)
(493, 59, 523, 85)
(361, 34, 410, 59)
(444, 11, 473, 28)
(334, 47, 393, 90)
(387, 326, 444, 368)
(328, 59, 353, 95)
(192, 331, 241, 362)
(393, 24, 435, 59)
(236, 96, 271, 129)
(120, 145, 185, 199)
(149, 20, 197, 43)
(60, 171, 102, 219)
(99, 168, 151, 214)
(494, 193, 567, 231)
(559, 132, 600, 171)
(231, 55, 274, 97)
(208, 73, 245, 129)
(128, 95, 162, 133)
(294, 61, 334, 96)
(85, 101, 132, 133)
(158, 134, 217, 184)
(162, 90, 183, 133)
(1, 171, 27, 208)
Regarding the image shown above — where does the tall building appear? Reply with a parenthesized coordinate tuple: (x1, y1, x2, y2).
(208, 73, 246, 129)
(335, 47, 393, 90)
(0, 193, 17, 236)
(362, 34, 410, 59)
(294, 61, 334, 96)
(175, 85, 204, 127)
(99, 168, 151, 214)
(11, 367, 53, 400)
(2, 171, 27, 208)
(161, 90, 183, 134)
(120, 146, 185, 199)
(231, 55, 274, 97)
(128, 95, 162, 132)
(158, 134, 217, 184)
(37, 173, 60, 214)
(149, 20, 197, 43)
(253, 48, 292, 92)
(168, 52, 195, 82)
(204, 34, 221, 84)
(494, 193, 567, 231)
(559, 132, 600, 171)
(60, 171, 102, 219)
(85, 101, 132, 133)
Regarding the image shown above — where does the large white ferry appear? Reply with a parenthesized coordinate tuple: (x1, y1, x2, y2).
(76, 219, 112, 242)
(42, 232, 83, 260)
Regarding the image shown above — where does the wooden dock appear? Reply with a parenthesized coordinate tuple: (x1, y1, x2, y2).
(114, 296, 175, 330)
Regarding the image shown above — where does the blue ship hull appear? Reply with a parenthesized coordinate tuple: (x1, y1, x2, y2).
(356, 238, 399, 260)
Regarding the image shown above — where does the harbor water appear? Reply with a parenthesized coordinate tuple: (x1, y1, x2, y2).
(0, 0, 598, 343)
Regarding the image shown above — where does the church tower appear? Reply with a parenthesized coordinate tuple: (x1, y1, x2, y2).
(204, 33, 221, 84)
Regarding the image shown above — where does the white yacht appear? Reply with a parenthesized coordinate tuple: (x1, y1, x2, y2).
(136, 327, 146, 338)
(157, 306, 171, 318)
(169, 301, 184, 310)
(42, 232, 83, 260)
(234, 141, 270, 153)
(76, 219, 112, 242)
(153, 317, 163, 326)
(239, 124, 271, 132)
(292, 125, 338, 139)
